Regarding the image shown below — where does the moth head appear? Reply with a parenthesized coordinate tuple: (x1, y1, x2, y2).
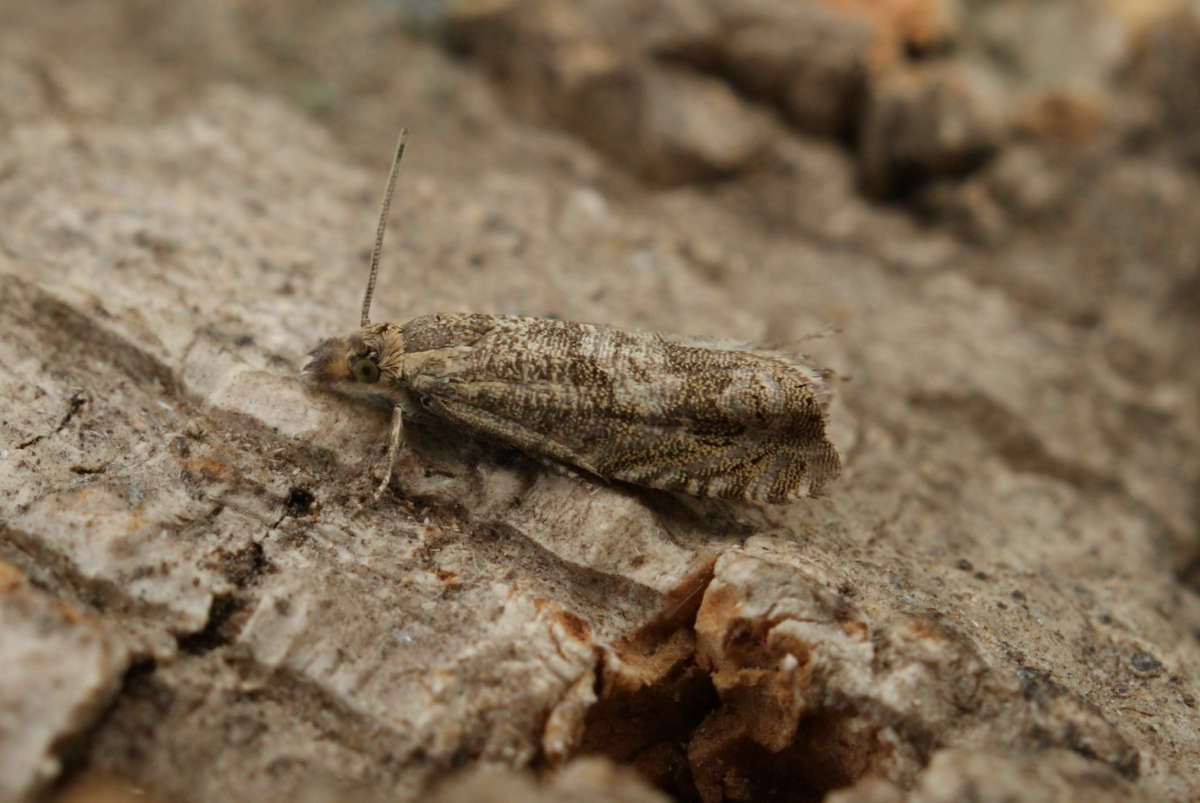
(302, 326, 400, 394)
(303, 130, 410, 398)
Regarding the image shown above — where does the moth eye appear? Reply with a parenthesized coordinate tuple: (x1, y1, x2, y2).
(351, 357, 381, 384)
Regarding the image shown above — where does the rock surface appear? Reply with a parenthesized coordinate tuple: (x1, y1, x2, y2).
(0, 1, 1198, 802)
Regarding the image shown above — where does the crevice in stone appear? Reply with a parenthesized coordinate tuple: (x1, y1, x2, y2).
(469, 520, 666, 625)
(40, 658, 160, 803)
(177, 594, 245, 655)
(560, 560, 719, 801)
(219, 540, 272, 589)
(0, 524, 183, 626)
(7, 275, 180, 398)
(284, 486, 316, 517)
(562, 553, 1145, 803)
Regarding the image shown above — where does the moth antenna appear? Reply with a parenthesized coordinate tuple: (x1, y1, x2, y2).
(361, 128, 408, 328)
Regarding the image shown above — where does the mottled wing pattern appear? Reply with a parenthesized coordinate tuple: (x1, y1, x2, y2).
(403, 315, 840, 503)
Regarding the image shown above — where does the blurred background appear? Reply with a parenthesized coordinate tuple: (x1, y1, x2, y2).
(4, 0, 1199, 335)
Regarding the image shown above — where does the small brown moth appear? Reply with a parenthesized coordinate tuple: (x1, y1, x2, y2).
(304, 131, 841, 504)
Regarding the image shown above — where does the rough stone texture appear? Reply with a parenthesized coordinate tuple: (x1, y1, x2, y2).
(0, 1, 1198, 803)
(0, 564, 127, 802)
(826, 748, 1140, 803)
(442, 0, 1153, 194)
(432, 757, 672, 803)
(858, 62, 1004, 197)
(1124, 5, 1200, 168)
(447, 0, 772, 184)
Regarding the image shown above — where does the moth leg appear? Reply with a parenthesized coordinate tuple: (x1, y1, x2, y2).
(373, 404, 405, 501)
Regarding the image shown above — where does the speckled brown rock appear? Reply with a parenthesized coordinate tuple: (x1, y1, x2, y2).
(445, 0, 1162, 197)
(858, 62, 1005, 196)
(0, 563, 127, 801)
(827, 748, 1139, 803)
(447, 0, 770, 184)
(431, 757, 672, 803)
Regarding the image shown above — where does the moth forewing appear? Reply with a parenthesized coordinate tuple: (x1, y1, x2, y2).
(306, 312, 841, 503)
(302, 134, 842, 503)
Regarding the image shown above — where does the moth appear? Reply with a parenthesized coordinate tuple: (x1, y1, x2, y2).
(303, 131, 841, 504)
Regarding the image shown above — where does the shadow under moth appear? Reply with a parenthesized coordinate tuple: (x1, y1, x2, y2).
(304, 132, 841, 504)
